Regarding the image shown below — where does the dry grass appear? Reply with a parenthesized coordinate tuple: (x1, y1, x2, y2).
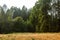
(0, 33, 60, 40)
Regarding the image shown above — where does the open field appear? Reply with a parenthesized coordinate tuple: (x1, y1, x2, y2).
(0, 33, 60, 40)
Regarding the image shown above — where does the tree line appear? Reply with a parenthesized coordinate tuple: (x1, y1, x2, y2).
(0, 0, 60, 34)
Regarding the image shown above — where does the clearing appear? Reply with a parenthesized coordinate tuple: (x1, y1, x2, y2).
(0, 33, 60, 40)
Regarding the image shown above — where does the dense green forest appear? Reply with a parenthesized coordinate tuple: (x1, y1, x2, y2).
(0, 0, 60, 33)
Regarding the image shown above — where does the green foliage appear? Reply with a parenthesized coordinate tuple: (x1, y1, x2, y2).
(12, 17, 25, 32)
(0, 0, 60, 33)
(29, 0, 51, 32)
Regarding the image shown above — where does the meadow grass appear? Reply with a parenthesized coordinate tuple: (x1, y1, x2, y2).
(0, 33, 60, 40)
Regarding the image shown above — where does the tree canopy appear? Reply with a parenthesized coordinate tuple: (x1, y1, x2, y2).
(0, 0, 60, 33)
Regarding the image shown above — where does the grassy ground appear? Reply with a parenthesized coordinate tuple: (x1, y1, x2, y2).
(0, 33, 60, 40)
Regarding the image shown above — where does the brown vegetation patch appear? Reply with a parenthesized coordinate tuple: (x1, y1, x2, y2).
(0, 33, 60, 40)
